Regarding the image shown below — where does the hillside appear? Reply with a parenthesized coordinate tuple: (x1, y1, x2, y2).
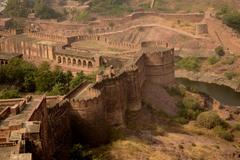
(50, 0, 240, 15)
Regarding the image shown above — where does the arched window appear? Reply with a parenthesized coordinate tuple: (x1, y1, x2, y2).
(63, 57, 66, 64)
(78, 59, 81, 66)
(73, 59, 76, 65)
(57, 56, 61, 63)
(83, 60, 87, 67)
(88, 61, 93, 68)
(67, 57, 71, 64)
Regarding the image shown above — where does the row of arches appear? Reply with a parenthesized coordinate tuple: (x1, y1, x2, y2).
(56, 56, 94, 68)
(0, 60, 8, 65)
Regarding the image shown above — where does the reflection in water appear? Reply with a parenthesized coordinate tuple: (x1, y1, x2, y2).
(176, 78, 240, 106)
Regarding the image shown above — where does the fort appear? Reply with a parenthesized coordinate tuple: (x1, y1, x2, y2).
(0, 11, 176, 159)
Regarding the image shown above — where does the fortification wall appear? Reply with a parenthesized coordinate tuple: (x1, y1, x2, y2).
(40, 98, 72, 160)
(0, 37, 55, 61)
(27, 32, 72, 44)
(76, 34, 141, 50)
(66, 44, 174, 132)
(142, 42, 175, 86)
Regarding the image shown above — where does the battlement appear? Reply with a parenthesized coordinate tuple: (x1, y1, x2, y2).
(27, 32, 72, 44)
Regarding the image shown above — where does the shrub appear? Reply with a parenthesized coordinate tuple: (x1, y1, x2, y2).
(0, 89, 21, 99)
(224, 72, 237, 80)
(166, 85, 186, 97)
(176, 57, 201, 72)
(207, 55, 220, 65)
(215, 46, 225, 56)
(34, 0, 61, 19)
(73, 11, 90, 22)
(177, 96, 204, 121)
(90, 0, 133, 16)
(196, 111, 225, 129)
(70, 71, 96, 89)
(222, 11, 240, 33)
(233, 123, 240, 131)
(213, 125, 234, 141)
(48, 83, 66, 96)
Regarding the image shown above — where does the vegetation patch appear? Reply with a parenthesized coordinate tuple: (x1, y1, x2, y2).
(0, 58, 95, 97)
(216, 5, 240, 33)
(176, 95, 204, 124)
(90, 0, 133, 16)
(3, 0, 61, 19)
(196, 111, 228, 129)
(0, 89, 20, 99)
(224, 71, 237, 80)
(166, 85, 186, 97)
(176, 57, 202, 72)
(207, 55, 220, 65)
(213, 125, 234, 141)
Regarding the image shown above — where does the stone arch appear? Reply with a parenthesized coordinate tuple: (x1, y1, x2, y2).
(73, 58, 76, 65)
(63, 57, 66, 64)
(78, 59, 82, 66)
(67, 57, 71, 64)
(88, 61, 93, 68)
(57, 56, 61, 63)
(83, 60, 87, 67)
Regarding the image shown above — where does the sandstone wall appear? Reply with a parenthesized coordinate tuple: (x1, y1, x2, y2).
(66, 45, 174, 135)
(0, 38, 55, 61)
(30, 97, 72, 160)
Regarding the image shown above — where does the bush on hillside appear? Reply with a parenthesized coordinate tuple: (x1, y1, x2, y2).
(90, 0, 133, 16)
(0, 89, 21, 99)
(177, 96, 204, 122)
(166, 85, 186, 97)
(215, 46, 225, 57)
(207, 55, 220, 65)
(224, 71, 237, 80)
(176, 57, 201, 72)
(222, 11, 240, 33)
(196, 111, 228, 129)
(34, 0, 61, 19)
(213, 125, 234, 141)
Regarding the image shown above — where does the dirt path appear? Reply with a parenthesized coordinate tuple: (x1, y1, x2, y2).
(98, 23, 198, 39)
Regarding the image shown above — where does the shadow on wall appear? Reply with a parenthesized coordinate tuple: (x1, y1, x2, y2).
(69, 110, 109, 146)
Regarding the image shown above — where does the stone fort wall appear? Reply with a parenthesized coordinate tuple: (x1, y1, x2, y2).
(29, 97, 72, 160)
(0, 37, 55, 62)
(65, 44, 174, 144)
(18, 42, 175, 158)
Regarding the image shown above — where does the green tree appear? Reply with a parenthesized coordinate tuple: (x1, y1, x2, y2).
(48, 83, 66, 96)
(34, 0, 61, 19)
(23, 74, 36, 92)
(4, 0, 30, 17)
(34, 62, 55, 92)
(3, 58, 37, 85)
(70, 71, 95, 89)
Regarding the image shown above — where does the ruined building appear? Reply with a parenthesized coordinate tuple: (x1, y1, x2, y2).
(0, 17, 175, 159)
